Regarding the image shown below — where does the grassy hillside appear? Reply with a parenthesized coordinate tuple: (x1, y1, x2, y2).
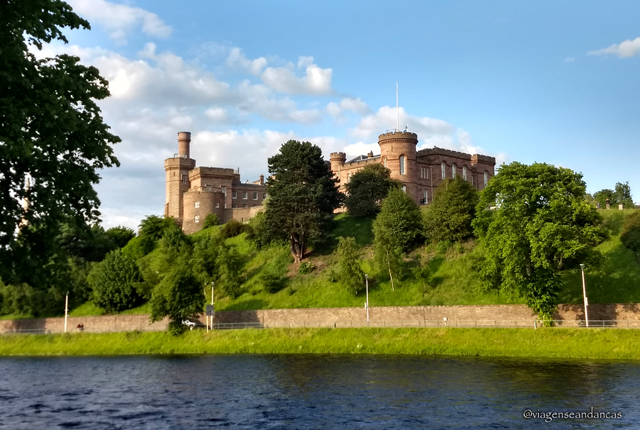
(59, 209, 640, 316)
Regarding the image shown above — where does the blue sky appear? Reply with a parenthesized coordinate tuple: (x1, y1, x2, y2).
(42, 0, 640, 228)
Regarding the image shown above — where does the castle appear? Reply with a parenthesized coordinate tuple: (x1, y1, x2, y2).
(164, 132, 266, 234)
(330, 130, 496, 205)
(165, 129, 496, 234)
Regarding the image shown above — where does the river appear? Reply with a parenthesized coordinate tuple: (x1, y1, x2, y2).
(0, 354, 636, 429)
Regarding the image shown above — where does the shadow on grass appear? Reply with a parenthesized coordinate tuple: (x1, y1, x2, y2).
(602, 211, 625, 235)
(221, 298, 267, 311)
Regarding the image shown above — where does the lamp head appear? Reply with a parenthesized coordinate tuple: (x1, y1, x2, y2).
(580, 264, 585, 270)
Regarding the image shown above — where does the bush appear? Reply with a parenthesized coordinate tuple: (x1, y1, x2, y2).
(424, 177, 479, 243)
(336, 237, 365, 295)
(149, 268, 204, 336)
(261, 272, 286, 293)
(220, 219, 249, 239)
(203, 213, 219, 229)
(621, 211, 640, 253)
(298, 261, 315, 274)
(89, 250, 142, 313)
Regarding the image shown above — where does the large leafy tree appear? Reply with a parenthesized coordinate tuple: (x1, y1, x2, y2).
(264, 140, 342, 262)
(344, 164, 400, 217)
(593, 182, 634, 208)
(89, 249, 142, 313)
(0, 1, 120, 284)
(424, 177, 479, 243)
(473, 162, 608, 320)
(336, 237, 365, 295)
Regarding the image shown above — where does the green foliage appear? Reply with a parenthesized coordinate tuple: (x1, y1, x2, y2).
(620, 211, 640, 253)
(424, 178, 479, 243)
(593, 189, 615, 208)
(261, 272, 286, 294)
(344, 164, 401, 217)
(220, 219, 249, 239)
(247, 211, 270, 248)
(473, 162, 608, 319)
(215, 245, 243, 298)
(105, 226, 136, 249)
(373, 188, 424, 253)
(149, 269, 204, 336)
(436, 240, 453, 255)
(0, 1, 120, 286)
(190, 232, 224, 286)
(264, 140, 343, 262)
(56, 221, 117, 262)
(594, 182, 634, 208)
(336, 237, 365, 295)
(298, 261, 315, 274)
(89, 250, 142, 313)
(203, 213, 219, 229)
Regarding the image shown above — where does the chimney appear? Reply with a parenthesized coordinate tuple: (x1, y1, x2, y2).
(259, 174, 264, 186)
(177, 131, 191, 158)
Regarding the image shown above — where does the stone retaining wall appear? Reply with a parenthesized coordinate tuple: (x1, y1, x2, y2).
(3, 304, 639, 334)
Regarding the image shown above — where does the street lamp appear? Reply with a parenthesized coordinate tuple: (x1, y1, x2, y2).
(64, 291, 69, 333)
(580, 264, 589, 327)
(365, 274, 369, 326)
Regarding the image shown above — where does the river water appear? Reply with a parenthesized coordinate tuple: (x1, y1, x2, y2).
(0, 354, 636, 429)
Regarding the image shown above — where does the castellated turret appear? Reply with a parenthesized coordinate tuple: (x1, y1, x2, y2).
(164, 131, 196, 222)
(329, 152, 347, 179)
(378, 131, 419, 202)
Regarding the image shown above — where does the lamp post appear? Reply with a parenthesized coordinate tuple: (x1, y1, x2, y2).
(365, 274, 369, 326)
(580, 264, 589, 327)
(64, 291, 69, 333)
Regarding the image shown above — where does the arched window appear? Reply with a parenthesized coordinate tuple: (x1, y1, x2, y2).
(347, 173, 351, 183)
(423, 189, 428, 205)
(441, 162, 446, 179)
(484, 172, 488, 187)
(400, 155, 406, 175)
(402, 185, 406, 193)
(383, 157, 388, 168)
(463, 166, 467, 181)
(452, 164, 457, 179)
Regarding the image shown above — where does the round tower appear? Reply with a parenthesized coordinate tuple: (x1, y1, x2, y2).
(378, 131, 419, 202)
(329, 152, 347, 178)
(178, 131, 191, 158)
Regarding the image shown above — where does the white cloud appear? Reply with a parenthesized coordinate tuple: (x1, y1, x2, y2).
(205, 108, 229, 123)
(261, 56, 333, 95)
(327, 97, 371, 123)
(68, 0, 172, 44)
(225, 47, 267, 76)
(564, 56, 576, 63)
(588, 37, 640, 58)
(350, 106, 455, 141)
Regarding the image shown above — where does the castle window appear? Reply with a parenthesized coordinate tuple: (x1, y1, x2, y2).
(221, 186, 226, 196)
(243, 204, 248, 208)
(400, 155, 406, 175)
(195, 201, 200, 208)
(263, 193, 267, 199)
(441, 162, 446, 179)
(463, 166, 467, 181)
(347, 173, 351, 183)
(216, 203, 220, 208)
(402, 185, 406, 193)
(232, 191, 237, 199)
(383, 157, 388, 168)
(452, 164, 457, 179)
(253, 192, 258, 200)
(243, 192, 248, 199)
(181, 174, 187, 184)
(194, 215, 200, 223)
(232, 204, 237, 208)
(484, 172, 488, 187)
(423, 189, 428, 205)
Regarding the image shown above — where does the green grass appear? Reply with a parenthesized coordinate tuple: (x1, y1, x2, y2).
(2, 327, 640, 360)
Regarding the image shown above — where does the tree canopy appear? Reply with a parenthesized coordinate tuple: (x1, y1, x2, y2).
(423, 177, 479, 243)
(473, 162, 608, 319)
(0, 0, 120, 284)
(264, 140, 342, 262)
(593, 182, 634, 208)
(344, 164, 400, 217)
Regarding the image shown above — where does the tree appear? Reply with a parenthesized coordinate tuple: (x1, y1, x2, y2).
(424, 177, 479, 243)
(621, 211, 640, 254)
(0, 1, 120, 284)
(150, 268, 204, 335)
(264, 140, 342, 262)
(614, 182, 634, 208)
(344, 164, 400, 217)
(593, 189, 615, 208)
(336, 237, 365, 295)
(105, 226, 136, 249)
(473, 162, 608, 320)
(202, 213, 219, 229)
(89, 250, 142, 313)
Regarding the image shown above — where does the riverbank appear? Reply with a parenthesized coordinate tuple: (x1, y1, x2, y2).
(2, 327, 640, 360)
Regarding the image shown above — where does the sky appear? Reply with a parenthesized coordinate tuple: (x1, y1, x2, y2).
(37, 0, 640, 229)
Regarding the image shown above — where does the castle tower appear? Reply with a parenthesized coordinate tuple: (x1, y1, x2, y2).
(164, 131, 196, 222)
(330, 152, 347, 180)
(378, 131, 418, 201)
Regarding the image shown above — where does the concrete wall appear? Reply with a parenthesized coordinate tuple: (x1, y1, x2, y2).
(0, 314, 168, 334)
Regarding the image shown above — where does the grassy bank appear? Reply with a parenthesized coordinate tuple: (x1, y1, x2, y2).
(2, 327, 640, 360)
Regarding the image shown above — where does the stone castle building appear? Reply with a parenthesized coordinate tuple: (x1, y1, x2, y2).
(330, 129, 495, 206)
(164, 132, 266, 234)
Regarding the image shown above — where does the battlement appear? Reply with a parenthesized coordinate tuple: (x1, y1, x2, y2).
(378, 131, 418, 142)
(330, 152, 347, 160)
(471, 153, 496, 164)
(418, 147, 472, 160)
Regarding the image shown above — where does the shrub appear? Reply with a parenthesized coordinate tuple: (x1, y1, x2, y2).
(150, 268, 204, 336)
(89, 250, 142, 313)
(621, 211, 640, 253)
(261, 272, 286, 293)
(336, 237, 365, 295)
(424, 177, 479, 243)
(298, 261, 315, 274)
(220, 219, 249, 239)
(344, 164, 400, 217)
(203, 213, 219, 229)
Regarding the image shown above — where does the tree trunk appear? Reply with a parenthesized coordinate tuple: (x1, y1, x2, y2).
(290, 233, 306, 263)
(386, 250, 394, 291)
